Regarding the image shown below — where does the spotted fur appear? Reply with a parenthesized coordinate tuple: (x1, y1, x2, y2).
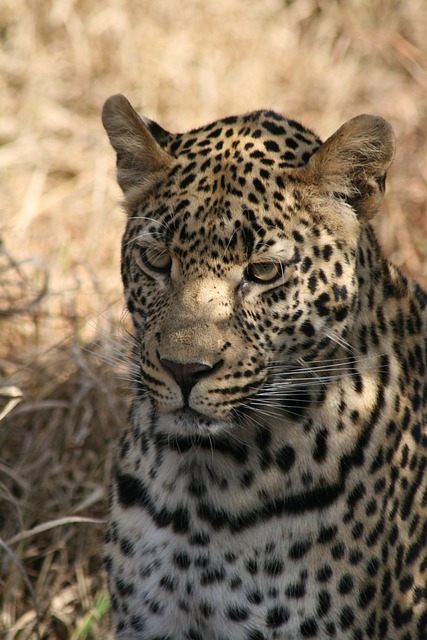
(102, 94, 427, 640)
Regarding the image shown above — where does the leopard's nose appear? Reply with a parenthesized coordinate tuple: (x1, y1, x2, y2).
(160, 358, 220, 403)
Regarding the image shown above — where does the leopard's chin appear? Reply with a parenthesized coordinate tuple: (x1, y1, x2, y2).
(171, 406, 234, 435)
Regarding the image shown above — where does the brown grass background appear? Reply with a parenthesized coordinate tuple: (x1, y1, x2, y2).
(1, 0, 427, 638)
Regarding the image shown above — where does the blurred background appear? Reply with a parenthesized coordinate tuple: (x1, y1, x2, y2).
(1, 0, 426, 637)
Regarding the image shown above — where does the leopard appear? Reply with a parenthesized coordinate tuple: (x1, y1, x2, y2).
(102, 94, 427, 640)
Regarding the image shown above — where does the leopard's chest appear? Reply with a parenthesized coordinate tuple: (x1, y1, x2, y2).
(107, 498, 351, 640)
(106, 426, 368, 640)
(105, 403, 393, 639)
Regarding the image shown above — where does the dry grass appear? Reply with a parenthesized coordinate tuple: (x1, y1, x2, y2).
(1, 0, 426, 637)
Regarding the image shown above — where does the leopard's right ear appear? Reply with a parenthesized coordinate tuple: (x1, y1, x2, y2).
(102, 94, 173, 194)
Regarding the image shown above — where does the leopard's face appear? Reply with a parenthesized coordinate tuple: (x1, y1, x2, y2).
(121, 125, 360, 431)
(103, 96, 393, 435)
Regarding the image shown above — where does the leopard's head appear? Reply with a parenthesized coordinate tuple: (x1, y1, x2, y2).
(103, 95, 395, 434)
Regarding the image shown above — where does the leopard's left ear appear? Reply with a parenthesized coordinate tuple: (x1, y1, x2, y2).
(304, 115, 395, 221)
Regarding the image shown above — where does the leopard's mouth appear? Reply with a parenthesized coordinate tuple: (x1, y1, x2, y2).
(168, 406, 237, 436)
(176, 406, 210, 423)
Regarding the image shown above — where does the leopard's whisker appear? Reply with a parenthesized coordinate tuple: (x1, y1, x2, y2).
(325, 330, 355, 353)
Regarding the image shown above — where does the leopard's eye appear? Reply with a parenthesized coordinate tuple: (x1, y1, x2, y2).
(246, 262, 282, 284)
(140, 246, 172, 273)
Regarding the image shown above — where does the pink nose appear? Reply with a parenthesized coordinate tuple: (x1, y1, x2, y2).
(160, 358, 217, 403)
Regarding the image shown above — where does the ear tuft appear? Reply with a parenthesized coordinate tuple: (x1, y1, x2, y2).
(306, 115, 396, 221)
(102, 94, 173, 194)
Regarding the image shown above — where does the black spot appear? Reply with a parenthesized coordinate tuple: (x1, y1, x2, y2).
(255, 425, 271, 449)
(366, 518, 385, 547)
(173, 550, 191, 570)
(317, 525, 338, 544)
(115, 577, 134, 597)
(365, 498, 377, 517)
(358, 584, 376, 609)
(283, 151, 296, 161)
(347, 482, 366, 510)
(119, 538, 135, 557)
(245, 558, 258, 575)
(240, 469, 255, 488)
(264, 558, 284, 576)
(189, 475, 206, 497)
(317, 590, 331, 617)
(323, 244, 333, 260)
(200, 566, 225, 585)
(308, 274, 318, 293)
(247, 590, 264, 605)
(227, 605, 249, 621)
(331, 542, 345, 560)
(173, 506, 190, 533)
(340, 606, 355, 630)
(179, 174, 196, 189)
(189, 531, 210, 546)
(194, 554, 209, 568)
(315, 292, 330, 317)
(378, 617, 389, 637)
(159, 575, 176, 592)
(264, 139, 280, 152)
(262, 120, 286, 136)
(381, 569, 392, 596)
(199, 601, 214, 619)
(130, 615, 146, 632)
(275, 445, 296, 473)
(300, 617, 318, 637)
(338, 574, 354, 595)
(288, 539, 312, 560)
(301, 256, 313, 273)
(349, 548, 363, 565)
(197, 502, 228, 529)
(226, 574, 242, 592)
(352, 522, 364, 539)
(116, 472, 151, 509)
(286, 582, 306, 598)
(301, 320, 315, 337)
(266, 605, 290, 628)
(335, 307, 348, 321)
(285, 136, 299, 149)
(392, 603, 413, 628)
(400, 454, 427, 521)
(126, 298, 135, 314)
(103, 554, 113, 572)
(253, 177, 266, 194)
(367, 557, 380, 577)
(316, 564, 333, 583)
(313, 428, 328, 463)
(222, 552, 235, 565)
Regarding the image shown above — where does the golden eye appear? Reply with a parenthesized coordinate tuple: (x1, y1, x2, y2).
(246, 262, 282, 284)
(140, 246, 172, 272)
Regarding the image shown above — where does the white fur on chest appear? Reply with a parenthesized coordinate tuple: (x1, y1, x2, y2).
(110, 408, 351, 640)
(112, 504, 332, 640)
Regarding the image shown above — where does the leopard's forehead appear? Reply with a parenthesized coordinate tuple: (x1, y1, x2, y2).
(156, 109, 322, 169)
(129, 111, 337, 273)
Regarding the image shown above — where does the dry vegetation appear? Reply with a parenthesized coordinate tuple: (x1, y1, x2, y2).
(1, 0, 426, 637)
